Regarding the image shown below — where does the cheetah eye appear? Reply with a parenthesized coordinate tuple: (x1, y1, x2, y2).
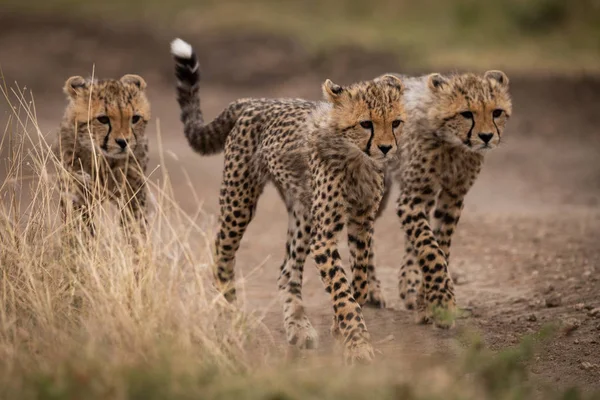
(492, 109, 503, 118)
(131, 115, 141, 124)
(96, 116, 110, 124)
(392, 120, 402, 129)
(460, 111, 473, 119)
(360, 121, 373, 130)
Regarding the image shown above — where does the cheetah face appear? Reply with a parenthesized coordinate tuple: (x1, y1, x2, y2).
(323, 75, 406, 163)
(427, 71, 512, 153)
(63, 74, 151, 159)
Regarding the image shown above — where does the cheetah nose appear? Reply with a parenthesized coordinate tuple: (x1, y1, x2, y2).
(378, 144, 393, 155)
(478, 133, 493, 144)
(115, 138, 128, 149)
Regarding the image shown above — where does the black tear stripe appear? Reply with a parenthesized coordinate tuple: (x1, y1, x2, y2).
(129, 102, 139, 144)
(492, 119, 500, 141)
(100, 99, 110, 151)
(464, 116, 475, 147)
(101, 122, 112, 151)
(363, 111, 374, 155)
(364, 126, 374, 155)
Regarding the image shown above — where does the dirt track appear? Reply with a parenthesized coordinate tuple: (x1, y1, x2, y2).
(1, 14, 600, 392)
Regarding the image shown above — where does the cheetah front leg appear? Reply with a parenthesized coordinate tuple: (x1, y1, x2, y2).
(310, 176, 374, 364)
(348, 211, 384, 308)
(118, 184, 150, 283)
(119, 183, 148, 246)
(59, 175, 97, 238)
(397, 242, 422, 311)
(432, 190, 465, 264)
(397, 190, 457, 329)
(278, 201, 318, 350)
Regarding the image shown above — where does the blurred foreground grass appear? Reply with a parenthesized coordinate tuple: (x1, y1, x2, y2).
(2, 79, 600, 399)
(6, 0, 600, 72)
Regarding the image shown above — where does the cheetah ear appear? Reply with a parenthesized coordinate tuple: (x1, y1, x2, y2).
(322, 79, 344, 103)
(484, 70, 509, 88)
(427, 73, 449, 92)
(377, 74, 404, 91)
(120, 74, 147, 90)
(63, 76, 88, 99)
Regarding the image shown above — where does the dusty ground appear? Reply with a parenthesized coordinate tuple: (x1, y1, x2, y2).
(1, 14, 600, 393)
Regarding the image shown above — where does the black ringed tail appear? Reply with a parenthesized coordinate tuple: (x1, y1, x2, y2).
(171, 38, 248, 155)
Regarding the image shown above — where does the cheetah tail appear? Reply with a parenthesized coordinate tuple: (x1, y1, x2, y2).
(170, 38, 242, 155)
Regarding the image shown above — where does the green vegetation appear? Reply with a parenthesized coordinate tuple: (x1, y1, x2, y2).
(7, 0, 600, 72)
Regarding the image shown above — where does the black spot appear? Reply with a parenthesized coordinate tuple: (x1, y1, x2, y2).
(443, 214, 455, 225)
(315, 254, 327, 264)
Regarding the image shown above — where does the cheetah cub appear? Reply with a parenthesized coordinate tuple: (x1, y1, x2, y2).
(374, 71, 512, 328)
(171, 38, 406, 363)
(54, 74, 151, 243)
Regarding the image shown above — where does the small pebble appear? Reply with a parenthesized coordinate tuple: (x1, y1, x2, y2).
(528, 314, 538, 322)
(545, 294, 562, 308)
(451, 271, 467, 285)
(376, 334, 395, 344)
(543, 284, 555, 294)
(574, 303, 585, 311)
(580, 361, 597, 371)
(588, 308, 600, 318)
(563, 318, 581, 336)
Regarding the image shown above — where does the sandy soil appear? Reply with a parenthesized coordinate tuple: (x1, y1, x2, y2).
(1, 13, 600, 393)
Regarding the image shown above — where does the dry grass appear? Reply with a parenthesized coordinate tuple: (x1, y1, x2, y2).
(0, 83, 273, 398)
(0, 84, 598, 400)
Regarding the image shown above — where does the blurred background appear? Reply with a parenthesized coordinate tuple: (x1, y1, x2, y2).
(3, 0, 600, 90)
(1, 0, 600, 393)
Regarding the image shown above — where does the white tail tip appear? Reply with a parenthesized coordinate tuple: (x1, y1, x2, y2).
(170, 38, 193, 59)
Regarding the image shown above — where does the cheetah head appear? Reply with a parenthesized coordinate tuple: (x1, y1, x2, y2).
(427, 70, 512, 153)
(63, 74, 151, 158)
(322, 75, 406, 163)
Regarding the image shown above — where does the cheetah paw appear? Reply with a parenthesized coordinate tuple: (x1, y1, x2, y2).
(398, 276, 420, 311)
(415, 303, 457, 329)
(415, 307, 433, 325)
(286, 318, 319, 350)
(344, 341, 375, 365)
(432, 302, 458, 330)
(401, 290, 420, 311)
(330, 317, 342, 340)
(366, 288, 386, 309)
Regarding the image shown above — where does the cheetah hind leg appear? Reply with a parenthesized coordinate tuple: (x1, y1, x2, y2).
(398, 253, 425, 315)
(366, 272, 386, 309)
(330, 315, 375, 365)
(285, 309, 319, 350)
(279, 202, 318, 350)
